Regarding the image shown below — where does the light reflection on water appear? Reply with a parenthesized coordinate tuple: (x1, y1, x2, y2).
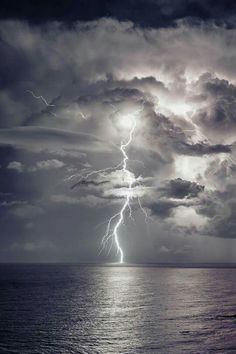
(0, 265, 236, 353)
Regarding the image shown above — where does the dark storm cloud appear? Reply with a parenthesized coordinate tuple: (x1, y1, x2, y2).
(104, 76, 167, 95)
(192, 74, 236, 136)
(0, 0, 235, 28)
(160, 178, 204, 199)
(195, 184, 236, 239)
(205, 158, 236, 181)
(71, 179, 109, 190)
(147, 199, 193, 218)
(146, 111, 231, 158)
(0, 17, 235, 132)
(176, 142, 231, 155)
(148, 200, 178, 218)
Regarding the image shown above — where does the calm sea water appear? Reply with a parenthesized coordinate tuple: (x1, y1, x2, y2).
(0, 264, 236, 354)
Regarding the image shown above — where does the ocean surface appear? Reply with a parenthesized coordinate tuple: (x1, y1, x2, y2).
(0, 264, 236, 354)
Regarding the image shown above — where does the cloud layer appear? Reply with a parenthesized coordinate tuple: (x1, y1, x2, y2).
(1, 16, 236, 263)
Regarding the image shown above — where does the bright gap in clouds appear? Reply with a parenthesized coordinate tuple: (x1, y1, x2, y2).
(174, 155, 209, 182)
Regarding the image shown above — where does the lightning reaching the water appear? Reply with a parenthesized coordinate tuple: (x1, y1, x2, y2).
(103, 116, 136, 263)
(70, 102, 149, 264)
(98, 103, 152, 264)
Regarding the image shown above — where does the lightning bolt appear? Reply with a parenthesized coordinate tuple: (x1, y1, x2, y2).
(99, 104, 152, 264)
(26, 90, 55, 107)
(27, 90, 87, 120)
(70, 101, 150, 264)
(104, 116, 136, 263)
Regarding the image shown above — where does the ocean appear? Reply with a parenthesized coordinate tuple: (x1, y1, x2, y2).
(0, 264, 236, 353)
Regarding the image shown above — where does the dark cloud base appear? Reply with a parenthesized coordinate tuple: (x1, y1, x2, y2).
(0, 0, 236, 28)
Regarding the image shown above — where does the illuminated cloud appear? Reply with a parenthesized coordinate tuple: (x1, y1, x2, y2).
(0, 9, 236, 262)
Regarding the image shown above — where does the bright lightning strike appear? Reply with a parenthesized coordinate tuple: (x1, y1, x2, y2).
(71, 102, 150, 264)
(102, 116, 136, 263)
(99, 104, 152, 264)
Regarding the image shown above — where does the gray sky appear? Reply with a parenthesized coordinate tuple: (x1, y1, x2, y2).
(1, 3, 236, 263)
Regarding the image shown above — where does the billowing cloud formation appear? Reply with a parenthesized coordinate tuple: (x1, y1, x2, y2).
(0, 15, 236, 263)
(160, 178, 204, 199)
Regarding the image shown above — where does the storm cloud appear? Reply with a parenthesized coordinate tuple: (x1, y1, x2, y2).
(0, 3, 236, 263)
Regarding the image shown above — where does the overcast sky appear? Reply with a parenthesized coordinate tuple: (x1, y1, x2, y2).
(1, 0, 236, 263)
